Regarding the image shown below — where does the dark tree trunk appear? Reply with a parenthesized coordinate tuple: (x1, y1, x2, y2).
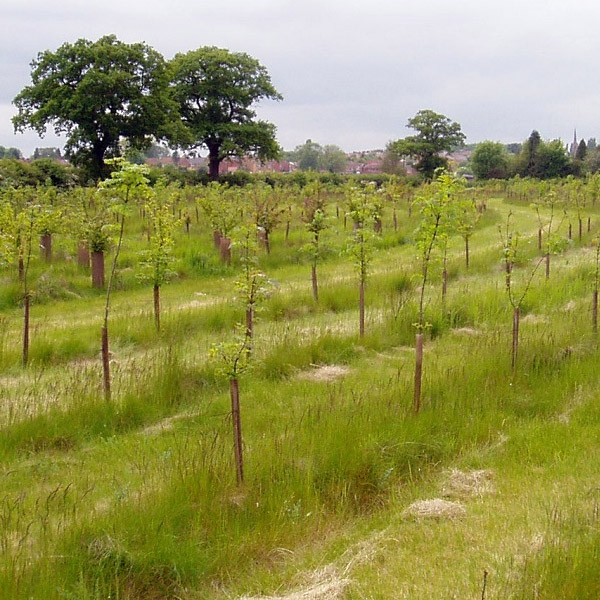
(230, 378, 244, 485)
(568, 223, 572, 240)
(588, 217, 592, 232)
(208, 151, 220, 181)
(153, 284, 160, 332)
(22, 293, 30, 367)
(413, 332, 424, 413)
(538, 228, 542, 250)
(102, 325, 111, 401)
(91, 251, 105, 288)
(393, 209, 398, 231)
(285, 220, 290, 242)
(78, 242, 90, 269)
(18, 257, 24, 282)
(579, 218, 583, 241)
(40, 233, 52, 262)
(311, 264, 318, 302)
(545, 253, 550, 280)
(512, 306, 520, 370)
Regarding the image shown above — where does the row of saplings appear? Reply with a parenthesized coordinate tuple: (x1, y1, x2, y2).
(2, 167, 598, 486)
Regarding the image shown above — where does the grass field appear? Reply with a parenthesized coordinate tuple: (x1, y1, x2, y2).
(1, 179, 600, 599)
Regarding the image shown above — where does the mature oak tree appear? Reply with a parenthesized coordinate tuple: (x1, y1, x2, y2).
(391, 109, 465, 179)
(168, 47, 282, 180)
(13, 35, 172, 180)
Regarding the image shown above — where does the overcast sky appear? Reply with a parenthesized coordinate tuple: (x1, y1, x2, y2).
(2, 0, 598, 157)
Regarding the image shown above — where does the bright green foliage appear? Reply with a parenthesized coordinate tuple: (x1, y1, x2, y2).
(13, 36, 171, 180)
(138, 188, 179, 288)
(471, 140, 510, 180)
(301, 181, 330, 263)
(169, 47, 282, 179)
(209, 327, 252, 380)
(413, 172, 465, 328)
(0, 199, 16, 266)
(232, 223, 272, 343)
(197, 183, 242, 239)
(392, 110, 465, 179)
(345, 183, 379, 284)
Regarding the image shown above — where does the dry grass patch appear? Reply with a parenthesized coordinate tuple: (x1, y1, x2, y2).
(442, 469, 495, 499)
(297, 365, 351, 383)
(402, 499, 466, 520)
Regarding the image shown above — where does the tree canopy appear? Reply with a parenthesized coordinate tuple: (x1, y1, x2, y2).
(471, 141, 510, 180)
(391, 109, 465, 179)
(13, 35, 172, 180)
(287, 140, 347, 173)
(168, 46, 282, 180)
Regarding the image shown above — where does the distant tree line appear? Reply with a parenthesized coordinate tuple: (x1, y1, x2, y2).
(470, 131, 600, 180)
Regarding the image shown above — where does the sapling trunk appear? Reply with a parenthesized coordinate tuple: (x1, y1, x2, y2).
(285, 219, 290, 241)
(538, 228, 542, 250)
(579, 218, 583, 241)
(153, 284, 160, 332)
(359, 279, 365, 338)
(311, 264, 318, 303)
(442, 267, 448, 303)
(18, 257, 24, 282)
(568, 223, 572, 240)
(245, 307, 253, 343)
(230, 378, 244, 485)
(512, 306, 520, 370)
(545, 253, 550, 280)
(102, 326, 111, 401)
(413, 332, 424, 413)
(593, 290, 598, 334)
(588, 217, 591, 232)
(465, 236, 470, 270)
(22, 293, 30, 367)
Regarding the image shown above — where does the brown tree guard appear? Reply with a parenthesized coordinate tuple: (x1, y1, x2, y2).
(579, 218, 583, 241)
(18, 257, 24, 281)
(230, 378, 244, 485)
(77, 242, 90, 268)
(195, 206, 199, 223)
(465, 236, 470, 269)
(545, 253, 550, 280)
(359, 280, 365, 338)
(311, 264, 319, 303)
(219, 236, 231, 264)
(538, 228, 542, 250)
(568, 223, 572, 240)
(393, 209, 398, 231)
(22, 293, 30, 367)
(91, 251, 105, 288)
(413, 332, 424, 413)
(213, 229, 222, 249)
(153, 284, 160, 332)
(593, 290, 598, 334)
(102, 326, 111, 401)
(512, 306, 520, 370)
(40, 233, 52, 262)
(588, 217, 592, 232)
